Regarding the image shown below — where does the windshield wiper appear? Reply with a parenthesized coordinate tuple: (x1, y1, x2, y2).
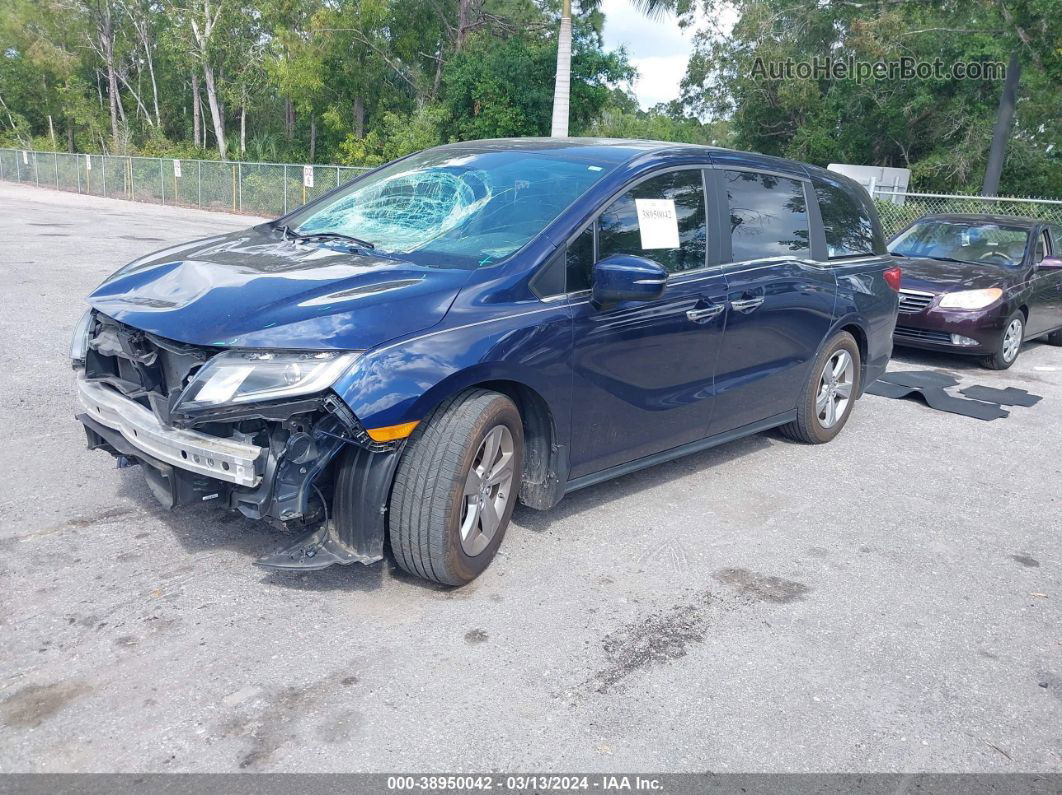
(280, 225, 375, 250)
(299, 231, 376, 250)
(892, 253, 973, 265)
(925, 255, 983, 265)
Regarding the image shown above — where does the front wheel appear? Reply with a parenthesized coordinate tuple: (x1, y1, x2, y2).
(982, 312, 1024, 370)
(389, 389, 524, 586)
(779, 331, 861, 444)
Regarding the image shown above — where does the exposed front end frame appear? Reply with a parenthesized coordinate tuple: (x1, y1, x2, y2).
(75, 315, 402, 571)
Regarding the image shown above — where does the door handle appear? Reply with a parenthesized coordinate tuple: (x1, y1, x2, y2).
(730, 296, 765, 313)
(686, 304, 724, 323)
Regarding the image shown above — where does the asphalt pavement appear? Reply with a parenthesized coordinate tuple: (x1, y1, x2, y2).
(0, 182, 1059, 773)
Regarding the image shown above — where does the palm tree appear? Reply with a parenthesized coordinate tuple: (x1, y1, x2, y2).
(550, 0, 672, 137)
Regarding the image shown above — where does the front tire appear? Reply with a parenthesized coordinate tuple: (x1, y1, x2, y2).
(982, 312, 1024, 370)
(389, 389, 524, 586)
(779, 331, 861, 444)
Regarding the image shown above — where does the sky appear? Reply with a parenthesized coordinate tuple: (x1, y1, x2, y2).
(600, 0, 737, 110)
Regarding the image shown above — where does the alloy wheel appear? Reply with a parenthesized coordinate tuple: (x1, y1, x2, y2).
(1002, 318, 1023, 363)
(816, 349, 855, 429)
(459, 425, 516, 557)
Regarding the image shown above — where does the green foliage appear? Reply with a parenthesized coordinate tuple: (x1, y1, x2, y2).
(0, 0, 646, 165)
(586, 97, 731, 145)
(337, 106, 448, 166)
(678, 0, 1061, 195)
(433, 20, 631, 141)
(442, 33, 554, 140)
(246, 132, 283, 163)
(4, 0, 1057, 200)
(136, 128, 216, 159)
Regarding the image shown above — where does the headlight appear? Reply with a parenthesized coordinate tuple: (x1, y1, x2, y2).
(938, 288, 1003, 310)
(176, 350, 360, 408)
(70, 309, 94, 365)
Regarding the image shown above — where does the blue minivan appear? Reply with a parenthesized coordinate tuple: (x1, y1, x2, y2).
(72, 139, 899, 585)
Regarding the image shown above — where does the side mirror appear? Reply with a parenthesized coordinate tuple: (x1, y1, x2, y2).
(1038, 256, 1062, 271)
(591, 255, 667, 306)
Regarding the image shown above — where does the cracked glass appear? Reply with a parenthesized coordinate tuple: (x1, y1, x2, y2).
(289, 148, 619, 270)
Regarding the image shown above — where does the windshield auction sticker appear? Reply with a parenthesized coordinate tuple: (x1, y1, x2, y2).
(635, 199, 680, 249)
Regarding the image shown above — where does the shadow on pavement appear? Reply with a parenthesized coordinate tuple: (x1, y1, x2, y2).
(514, 431, 774, 533)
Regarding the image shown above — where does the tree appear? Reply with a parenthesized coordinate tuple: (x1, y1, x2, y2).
(67, 0, 127, 146)
(120, 0, 164, 127)
(588, 93, 731, 145)
(168, 0, 230, 156)
(678, 0, 1061, 194)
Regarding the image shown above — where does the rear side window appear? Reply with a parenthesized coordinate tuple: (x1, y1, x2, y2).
(597, 170, 708, 274)
(814, 177, 881, 257)
(725, 170, 810, 260)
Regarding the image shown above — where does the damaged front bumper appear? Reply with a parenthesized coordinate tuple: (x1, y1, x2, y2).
(78, 377, 263, 487)
(75, 372, 401, 571)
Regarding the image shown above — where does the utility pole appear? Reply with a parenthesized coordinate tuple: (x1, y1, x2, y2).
(982, 51, 1021, 197)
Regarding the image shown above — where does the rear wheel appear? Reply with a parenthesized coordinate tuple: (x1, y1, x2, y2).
(1045, 328, 1062, 346)
(388, 389, 523, 586)
(982, 312, 1024, 370)
(779, 331, 861, 444)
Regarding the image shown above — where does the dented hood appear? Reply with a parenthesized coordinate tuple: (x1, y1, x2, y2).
(89, 225, 471, 349)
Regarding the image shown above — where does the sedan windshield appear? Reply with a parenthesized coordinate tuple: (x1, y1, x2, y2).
(286, 148, 619, 269)
(890, 221, 1030, 267)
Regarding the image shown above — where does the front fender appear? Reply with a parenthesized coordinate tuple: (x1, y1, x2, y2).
(331, 301, 574, 443)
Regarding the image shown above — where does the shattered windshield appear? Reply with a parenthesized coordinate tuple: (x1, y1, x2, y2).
(890, 221, 1030, 267)
(288, 148, 619, 269)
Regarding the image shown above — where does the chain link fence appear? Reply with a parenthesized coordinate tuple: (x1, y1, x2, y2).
(871, 187, 1062, 238)
(2, 148, 1060, 236)
(0, 148, 369, 217)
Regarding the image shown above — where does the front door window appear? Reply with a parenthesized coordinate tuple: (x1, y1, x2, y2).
(597, 171, 708, 274)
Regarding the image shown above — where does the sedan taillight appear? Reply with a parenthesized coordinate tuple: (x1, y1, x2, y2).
(883, 266, 902, 292)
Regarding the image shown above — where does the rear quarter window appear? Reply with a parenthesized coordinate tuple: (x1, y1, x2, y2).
(814, 177, 884, 258)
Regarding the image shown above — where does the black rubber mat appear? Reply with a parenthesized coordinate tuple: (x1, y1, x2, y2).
(959, 385, 1043, 407)
(865, 380, 917, 399)
(878, 370, 960, 389)
(917, 387, 1009, 420)
(866, 380, 1009, 420)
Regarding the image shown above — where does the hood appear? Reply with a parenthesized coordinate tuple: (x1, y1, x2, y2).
(89, 225, 471, 350)
(894, 256, 1021, 294)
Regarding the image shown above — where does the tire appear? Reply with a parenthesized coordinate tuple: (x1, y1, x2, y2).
(981, 312, 1024, 370)
(388, 389, 524, 586)
(779, 331, 861, 444)
(1045, 328, 1062, 346)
